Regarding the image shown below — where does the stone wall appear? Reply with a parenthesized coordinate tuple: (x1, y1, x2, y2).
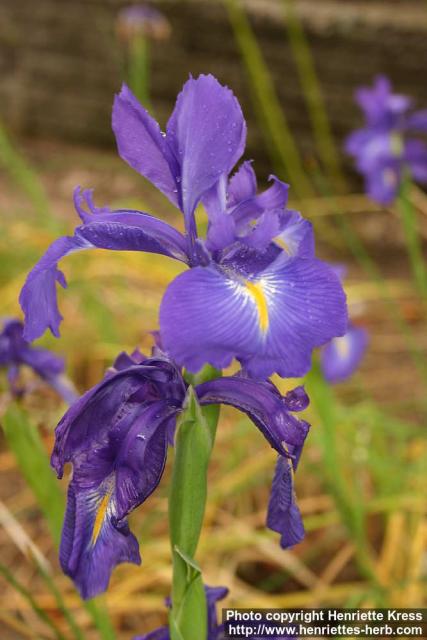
(1, 0, 427, 171)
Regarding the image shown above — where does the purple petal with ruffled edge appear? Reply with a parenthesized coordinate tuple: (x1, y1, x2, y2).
(321, 324, 368, 384)
(227, 161, 257, 205)
(166, 74, 246, 228)
(266, 454, 305, 549)
(53, 358, 182, 599)
(196, 377, 309, 455)
(160, 257, 347, 379)
(56, 400, 176, 598)
(20, 189, 188, 341)
(112, 84, 180, 208)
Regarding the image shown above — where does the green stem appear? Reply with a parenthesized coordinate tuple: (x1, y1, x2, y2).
(398, 176, 427, 300)
(129, 35, 151, 109)
(168, 367, 220, 640)
(0, 562, 67, 640)
(222, 0, 313, 198)
(282, 0, 347, 194)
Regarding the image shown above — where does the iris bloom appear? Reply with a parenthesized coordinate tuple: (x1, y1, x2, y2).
(135, 584, 228, 640)
(0, 318, 76, 403)
(52, 346, 309, 599)
(20, 74, 347, 379)
(117, 5, 171, 42)
(135, 584, 293, 640)
(346, 75, 427, 204)
(321, 323, 368, 384)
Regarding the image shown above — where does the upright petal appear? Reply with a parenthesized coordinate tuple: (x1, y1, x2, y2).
(266, 455, 305, 549)
(20, 196, 188, 341)
(227, 161, 257, 206)
(166, 74, 246, 223)
(112, 84, 180, 208)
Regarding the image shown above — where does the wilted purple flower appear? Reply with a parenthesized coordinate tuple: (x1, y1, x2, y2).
(0, 318, 76, 403)
(52, 345, 309, 599)
(321, 323, 368, 384)
(117, 5, 171, 42)
(20, 74, 347, 379)
(346, 75, 427, 204)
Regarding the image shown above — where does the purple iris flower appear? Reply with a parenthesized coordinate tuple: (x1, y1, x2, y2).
(135, 584, 293, 640)
(346, 75, 427, 204)
(19, 74, 347, 379)
(0, 318, 76, 403)
(135, 584, 227, 640)
(320, 323, 368, 384)
(52, 345, 309, 599)
(117, 5, 171, 41)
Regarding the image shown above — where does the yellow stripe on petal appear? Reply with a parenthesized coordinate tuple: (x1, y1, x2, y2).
(246, 280, 269, 333)
(275, 236, 291, 254)
(91, 491, 112, 546)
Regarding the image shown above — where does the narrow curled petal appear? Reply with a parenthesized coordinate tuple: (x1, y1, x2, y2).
(20, 199, 188, 341)
(19, 236, 77, 340)
(321, 324, 368, 384)
(197, 377, 309, 455)
(266, 455, 305, 549)
(160, 258, 347, 379)
(112, 84, 180, 207)
(166, 74, 246, 220)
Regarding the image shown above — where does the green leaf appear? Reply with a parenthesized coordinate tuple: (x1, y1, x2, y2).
(169, 387, 211, 640)
(170, 547, 206, 640)
(1, 404, 116, 640)
(169, 386, 212, 557)
(2, 404, 64, 543)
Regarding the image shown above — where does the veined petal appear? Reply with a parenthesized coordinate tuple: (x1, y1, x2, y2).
(321, 324, 368, 384)
(266, 455, 305, 549)
(196, 377, 309, 455)
(159, 265, 261, 373)
(112, 84, 180, 208)
(240, 256, 348, 378)
(54, 359, 180, 598)
(160, 257, 347, 379)
(166, 74, 246, 223)
(20, 197, 188, 341)
(60, 480, 141, 600)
